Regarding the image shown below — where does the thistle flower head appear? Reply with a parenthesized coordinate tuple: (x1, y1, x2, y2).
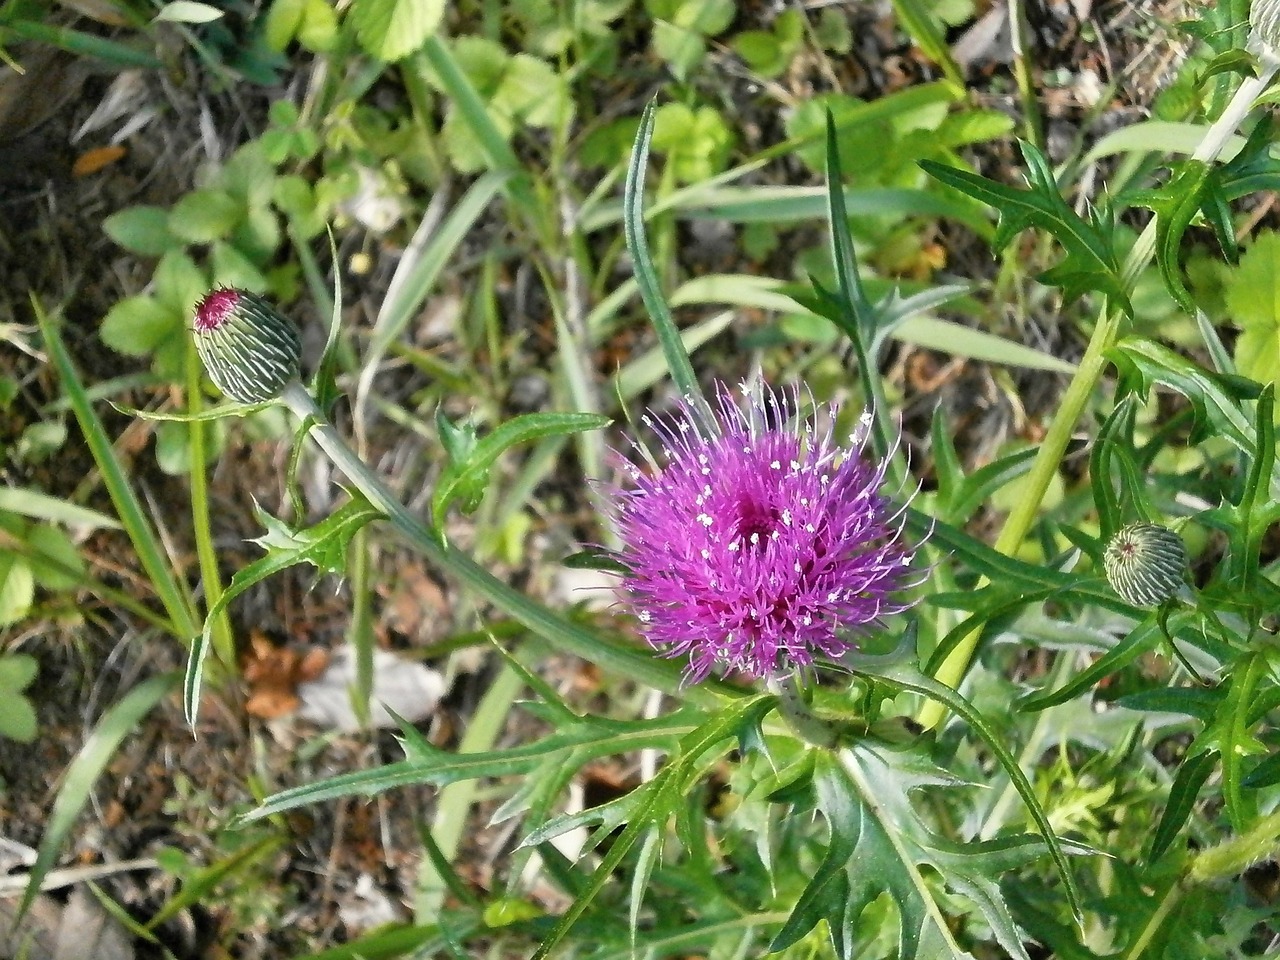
(192, 288, 301, 403)
(1104, 522, 1188, 608)
(612, 383, 917, 683)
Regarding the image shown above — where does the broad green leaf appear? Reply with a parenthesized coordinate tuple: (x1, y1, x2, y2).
(0, 551, 34, 625)
(153, 249, 208, 318)
(922, 142, 1132, 316)
(23, 523, 85, 591)
(100, 296, 180, 358)
(298, 0, 340, 52)
(0, 652, 37, 691)
(0, 653, 38, 741)
(650, 102, 733, 183)
(1225, 230, 1280, 396)
(0, 687, 36, 741)
(103, 205, 179, 256)
(167, 189, 242, 244)
(263, 0, 306, 50)
(350, 0, 444, 61)
(210, 241, 268, 291)
(494, 53, 571, 129)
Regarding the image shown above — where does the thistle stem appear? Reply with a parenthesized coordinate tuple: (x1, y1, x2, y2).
(768, 674, 838, 748)
(918, 63, 1278, 729)
(275, 382, 732, 704)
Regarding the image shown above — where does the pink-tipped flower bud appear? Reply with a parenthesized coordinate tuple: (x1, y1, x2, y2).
(192, 289, 301, 403)
(1104, 522, 1188, 608)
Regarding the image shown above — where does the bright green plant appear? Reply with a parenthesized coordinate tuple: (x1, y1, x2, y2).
(0, 653, 38, 743)
(646, 0, 734, 80)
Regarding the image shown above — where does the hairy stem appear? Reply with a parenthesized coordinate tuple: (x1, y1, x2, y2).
(276, 382, 732, 704)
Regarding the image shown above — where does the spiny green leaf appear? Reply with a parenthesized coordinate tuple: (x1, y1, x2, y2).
(1149, 749, 1218, 862)
(241, 706, 718, 822)
(775, 745, 1054, 960)
(1109, 335, 1262, 449)
(1128, 161, 1221, 313)
(845, 636, 1085, 928)
(922, 141, 1132, 316)
(184, 495, 382, 724)
(432, 411, 609, 526)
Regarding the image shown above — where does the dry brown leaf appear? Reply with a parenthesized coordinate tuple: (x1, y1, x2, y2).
(72, 145, 126, 176)
(52, 0, 131, 27)
(377, 561, 447, 642)
(240, 632, 330, 720)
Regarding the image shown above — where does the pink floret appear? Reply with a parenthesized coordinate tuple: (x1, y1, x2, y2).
(193, 288, 239, 332)
(612, 383, 916, 683)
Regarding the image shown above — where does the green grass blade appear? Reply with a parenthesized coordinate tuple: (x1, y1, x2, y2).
(185, 339, 234, 666)
(889, 0, 964, 88)
(622, 99, 714, 430)
(35, 301, 199, 641)
(4, 20, 161, 68)
(20, 673, 178, 918)
(822, 112, 897, 471)
(362, 173, 507, 373)
(0, 486, 120, 529)
(416, 38, 535, 214)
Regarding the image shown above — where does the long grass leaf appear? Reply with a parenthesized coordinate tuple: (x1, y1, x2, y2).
(35, 301, 199, 641)
(622, 99, 713, 429)
(20, 673, 178, 918)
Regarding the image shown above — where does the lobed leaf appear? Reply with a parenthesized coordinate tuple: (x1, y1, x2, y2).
(184, 495, 382, 724)
(350, 0, 444, 61)
(432, 411, 611, 527)
(922, 141, 1132, 316)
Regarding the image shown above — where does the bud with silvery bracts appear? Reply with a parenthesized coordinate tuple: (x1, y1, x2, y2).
(192, 289, 302, 403)
(1252, 0, 1280, 61)
(1104, 522, 1188, 608)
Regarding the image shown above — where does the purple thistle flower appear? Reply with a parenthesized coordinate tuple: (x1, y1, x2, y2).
(613, 382, 917, 684)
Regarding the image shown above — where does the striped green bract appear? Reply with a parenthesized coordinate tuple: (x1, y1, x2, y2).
(1104, 522, 1188, 607)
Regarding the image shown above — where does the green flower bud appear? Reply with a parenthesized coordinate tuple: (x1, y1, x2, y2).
(192, 289, 301, 403)
(1104, 522, 1188, 608)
